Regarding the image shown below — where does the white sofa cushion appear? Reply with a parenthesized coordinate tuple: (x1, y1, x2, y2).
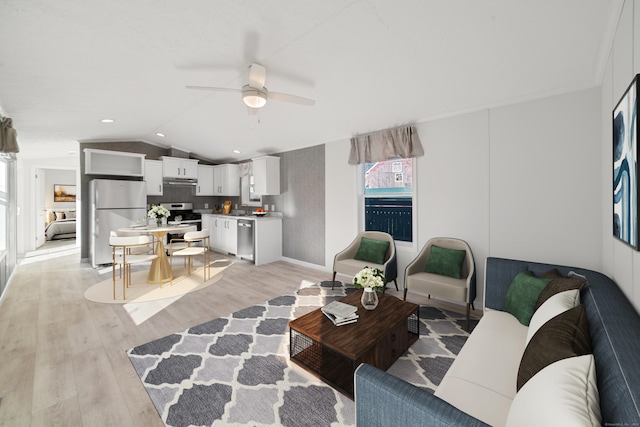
(506, 355, 601, 427)
(435, 310, 527, 427)
(526, 289, 580, 345)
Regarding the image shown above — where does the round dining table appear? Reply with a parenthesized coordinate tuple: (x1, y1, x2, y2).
(119, 224, 197, 284)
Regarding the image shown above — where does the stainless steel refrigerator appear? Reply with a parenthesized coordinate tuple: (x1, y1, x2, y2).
(89, 179, 147, 267)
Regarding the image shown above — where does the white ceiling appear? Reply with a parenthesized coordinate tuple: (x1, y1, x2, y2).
(0, 0, 622, 162)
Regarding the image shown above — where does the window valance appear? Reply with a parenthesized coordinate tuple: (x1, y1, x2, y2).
(348, 125, 423, 165)
(0, 117, 19, 154)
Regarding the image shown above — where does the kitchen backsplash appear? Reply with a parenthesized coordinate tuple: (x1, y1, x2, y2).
(147, 192, 279, 215)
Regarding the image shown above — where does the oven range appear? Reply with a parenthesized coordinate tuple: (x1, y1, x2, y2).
(161, 202, 202, 242)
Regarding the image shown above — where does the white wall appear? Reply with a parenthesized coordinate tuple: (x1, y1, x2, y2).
(324, 139, 359, 272)
(602, 0, 640, 311)
(325, 88, 603, 310)
(490, 88, 602, 268)
(414, 111, 491, 304)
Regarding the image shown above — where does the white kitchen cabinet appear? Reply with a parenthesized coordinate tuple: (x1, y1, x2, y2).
(211, 215, 237, 254)
(208, 214, 282, 265)
(85, 148, 145, 177)
(225, 219, 238, 254)
(254, 217, 282, 265)
(252, 156, 280, 195)
(196, 165, 215, 196)
(202, 214, 215, 249)
(144, 160, 164, 195)
(213, 164, 240, 196)
(161, 156, 199, 179)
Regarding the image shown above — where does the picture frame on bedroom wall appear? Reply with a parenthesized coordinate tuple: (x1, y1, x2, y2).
(613, 73, 640, 250)
(53, 184, 76, 203)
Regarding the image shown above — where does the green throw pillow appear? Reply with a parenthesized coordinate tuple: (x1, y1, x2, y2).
(424, 245, 466, 279)
(354, 237, 390, 265)
(503, 271, 552, 326)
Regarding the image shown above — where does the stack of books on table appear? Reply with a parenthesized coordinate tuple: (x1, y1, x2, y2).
(321, 300, 359, 326)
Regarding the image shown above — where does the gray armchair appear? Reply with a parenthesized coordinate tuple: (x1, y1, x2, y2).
(403, 237, 476, 330)
(332, 231, 398, 293)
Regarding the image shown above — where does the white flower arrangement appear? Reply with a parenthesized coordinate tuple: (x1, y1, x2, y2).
(147, 204, 170, 219)
(353, 266, 386, 292)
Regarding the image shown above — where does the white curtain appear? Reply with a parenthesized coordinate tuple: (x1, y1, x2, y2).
(0, 117, 19, 154)
(348, 125, 423, 165)
(239, 161, 252, 177)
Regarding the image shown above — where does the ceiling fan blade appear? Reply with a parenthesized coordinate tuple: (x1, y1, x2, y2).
(185, 86, 241, 93)
(248, 63, 266, 89)
(269, 91, 315, 106)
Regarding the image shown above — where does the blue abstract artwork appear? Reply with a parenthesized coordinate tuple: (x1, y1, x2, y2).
(613, 76, 639, 249)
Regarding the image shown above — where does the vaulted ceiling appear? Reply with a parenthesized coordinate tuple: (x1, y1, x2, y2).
(0, 1, 622, 162)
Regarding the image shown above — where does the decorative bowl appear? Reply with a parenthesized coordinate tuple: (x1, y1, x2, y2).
(252, 212, 267, 217)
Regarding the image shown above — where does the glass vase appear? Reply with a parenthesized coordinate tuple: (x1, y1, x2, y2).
(361, 287, 379, 310)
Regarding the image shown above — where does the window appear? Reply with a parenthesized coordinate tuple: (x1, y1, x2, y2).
(363, 159, 413, 242)
(0, 160, 6, 251)
(0, 155, 17, 299)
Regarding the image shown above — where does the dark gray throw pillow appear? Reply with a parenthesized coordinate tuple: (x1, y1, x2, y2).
(534, 268, 586, 310)
(517, 304, 592, 391)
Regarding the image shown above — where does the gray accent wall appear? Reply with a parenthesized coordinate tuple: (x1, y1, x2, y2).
(274, 144, 325, 266)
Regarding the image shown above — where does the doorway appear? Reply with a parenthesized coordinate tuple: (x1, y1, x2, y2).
(32, 167, 78, 253)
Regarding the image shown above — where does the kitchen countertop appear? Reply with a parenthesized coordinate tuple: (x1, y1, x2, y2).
(202, 212, 283, 220)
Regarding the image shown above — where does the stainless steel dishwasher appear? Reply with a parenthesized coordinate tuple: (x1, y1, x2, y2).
(237, 219, 254, 262)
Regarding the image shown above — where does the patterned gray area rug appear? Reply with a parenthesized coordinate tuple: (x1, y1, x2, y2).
(127, 281, 477, 427)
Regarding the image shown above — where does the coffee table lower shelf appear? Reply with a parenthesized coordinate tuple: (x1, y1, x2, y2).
(290, 332, 360, 397)
(289, 309, 419, 398)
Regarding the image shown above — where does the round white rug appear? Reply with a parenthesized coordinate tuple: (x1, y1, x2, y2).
(85, 260, 231, 304)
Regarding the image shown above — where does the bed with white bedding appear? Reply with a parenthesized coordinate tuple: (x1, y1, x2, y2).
(45, 218, 76, 240)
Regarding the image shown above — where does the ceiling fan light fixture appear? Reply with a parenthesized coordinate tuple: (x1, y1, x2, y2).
(242, 85, 268, 108)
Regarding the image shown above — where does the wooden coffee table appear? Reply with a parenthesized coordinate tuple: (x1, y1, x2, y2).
(289, 290, 419, 398)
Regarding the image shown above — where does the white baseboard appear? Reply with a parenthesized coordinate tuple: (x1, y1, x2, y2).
(279, 256, 332, 273)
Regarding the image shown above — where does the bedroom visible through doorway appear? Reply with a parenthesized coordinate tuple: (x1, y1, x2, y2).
(34, 166, 78, 251)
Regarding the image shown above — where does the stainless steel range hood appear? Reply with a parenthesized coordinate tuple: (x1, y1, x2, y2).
(163, 177, 197, 186)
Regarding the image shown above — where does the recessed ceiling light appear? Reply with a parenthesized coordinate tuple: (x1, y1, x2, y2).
(156, 132, 165, 138)
(100, 118, 115, 123)
(233, 150, 241, 154)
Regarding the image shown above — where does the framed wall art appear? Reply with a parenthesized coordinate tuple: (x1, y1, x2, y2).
(54, 184, 76, 202)
(613, 74, 640, 249)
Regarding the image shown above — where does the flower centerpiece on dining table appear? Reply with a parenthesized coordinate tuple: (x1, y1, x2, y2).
(147, 204, 170, 227)
(353, 266, 386, 310)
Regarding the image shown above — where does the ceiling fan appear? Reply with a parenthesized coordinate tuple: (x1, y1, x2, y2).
(186, 63, 315, 110)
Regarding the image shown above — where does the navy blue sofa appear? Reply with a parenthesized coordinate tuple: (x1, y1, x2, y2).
(354, 257, 640, 426)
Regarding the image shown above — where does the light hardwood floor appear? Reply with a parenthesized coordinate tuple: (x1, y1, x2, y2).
(0, 252, 478, 426)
